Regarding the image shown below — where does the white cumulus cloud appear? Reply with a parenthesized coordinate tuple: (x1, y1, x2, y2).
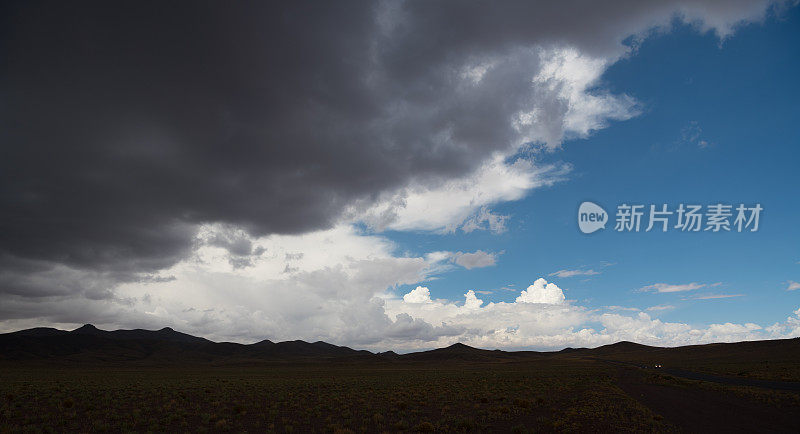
(403, 286, 434, 304)
(516, 278, 566, 304)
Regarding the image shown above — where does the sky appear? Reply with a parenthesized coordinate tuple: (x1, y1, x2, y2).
(1, 0, 799, 351)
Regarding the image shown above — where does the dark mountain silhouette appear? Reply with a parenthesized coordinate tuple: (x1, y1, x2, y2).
(72, 323, 103, 334)
(376, 350, 399, 359)
(0, 324, 372, 362)
(71, 324, 211, 344)
(2, 325, 799, 367)
(5, 327, 68, 337)
(556, 346, 587, 353)
(587, 341, 658, 355)
(247, 339, 372, 359)
(401, 342, 533, 362)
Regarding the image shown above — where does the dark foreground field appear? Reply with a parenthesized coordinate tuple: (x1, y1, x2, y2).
(2, 327, 800, 432)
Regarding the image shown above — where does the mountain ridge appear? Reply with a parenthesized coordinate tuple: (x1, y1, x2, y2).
(2, 324, 799, 364)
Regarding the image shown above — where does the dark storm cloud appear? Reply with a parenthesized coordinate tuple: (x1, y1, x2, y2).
(204, 225, 266, 268)
(0, 0, 778, 297)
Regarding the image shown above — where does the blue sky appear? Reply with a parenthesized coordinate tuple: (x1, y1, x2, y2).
(389, 11, 800, 329)
(3, 1, 799, 350)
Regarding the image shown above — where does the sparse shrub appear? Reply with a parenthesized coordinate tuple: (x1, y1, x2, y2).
(92, 420, 111, 431)
(454, 418, 475, 431)
(416, 421, 435, 432)
(514, 398, 531, 408)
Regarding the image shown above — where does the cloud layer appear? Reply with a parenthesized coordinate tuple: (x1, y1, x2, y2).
(0, 0, 787, 347)
(2, 0, 775, 276)
(3, 224, 797, 352)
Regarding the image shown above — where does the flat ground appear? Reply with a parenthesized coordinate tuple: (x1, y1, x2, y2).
(2, 358, 799, 433)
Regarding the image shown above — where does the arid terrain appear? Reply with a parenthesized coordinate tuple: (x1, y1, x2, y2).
(2, 326, 799, 432)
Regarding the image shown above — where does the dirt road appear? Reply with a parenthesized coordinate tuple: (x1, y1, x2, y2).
(615, 366, 800, 433)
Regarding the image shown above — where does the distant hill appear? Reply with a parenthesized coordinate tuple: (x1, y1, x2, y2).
(599, 337, 800, 370)
(587, 341, 659, 356)
(4, 327, 68, 337)
(401, 342, 497, 361)
(2, 324, 799, 368)
(400, 342, 543, 362)
(0, 324, 373, 363)
(71, 324, 212, 344)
